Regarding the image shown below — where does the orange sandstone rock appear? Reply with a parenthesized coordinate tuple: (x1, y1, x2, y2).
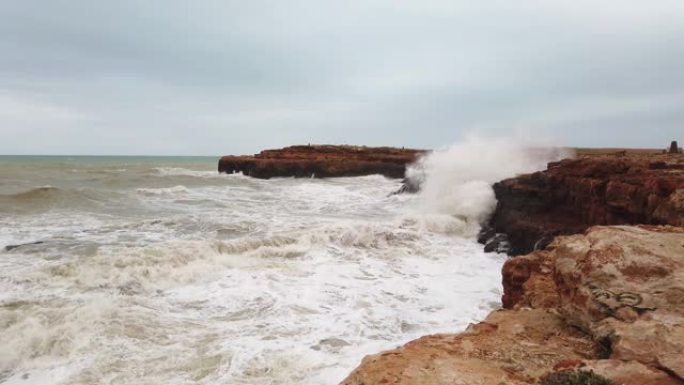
(344, 226, 684, 385)
(218, 145, 425, 179)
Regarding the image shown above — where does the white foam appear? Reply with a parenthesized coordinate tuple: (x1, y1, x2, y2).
(0, 156, 515, 385)
(136, 185, 191, 196)
(154, 167, 222, 178)
(409, 135, 571, 234)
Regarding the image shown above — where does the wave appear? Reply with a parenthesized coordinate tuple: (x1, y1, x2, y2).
(407, 135, 571, 235)
(0, 159, 511, 385)
(136, 185, 191, 196)
(0, 186, 112, 214)
(0, 186, 73, 212)
(153, 167, 222, 178)
(1, 219, 505, 384)
(28, 214, 478, 295)
(2, 185, 61, 199)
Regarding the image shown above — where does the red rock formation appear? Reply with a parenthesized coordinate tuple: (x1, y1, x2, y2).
(501, 249, 559, 309)
(343, 226, 684, 385)
(218, 145, 426, 179)
(488, 153, 684, 255)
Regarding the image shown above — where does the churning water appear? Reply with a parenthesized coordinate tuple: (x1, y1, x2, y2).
(0, 143, 562, 385)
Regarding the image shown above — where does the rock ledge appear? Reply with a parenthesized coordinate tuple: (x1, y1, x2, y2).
(218, 145, 425, 179)
(486, 153, 684, 255)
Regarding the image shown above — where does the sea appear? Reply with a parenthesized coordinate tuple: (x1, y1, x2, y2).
(0, 144, 552, 385)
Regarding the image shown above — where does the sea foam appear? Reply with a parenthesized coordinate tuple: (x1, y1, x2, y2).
(0, 144, 558, 385)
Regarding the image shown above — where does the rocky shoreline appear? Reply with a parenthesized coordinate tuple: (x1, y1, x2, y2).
(482, 152, 684, 255)
(343, 151, 684, 385)
(218, 145, 425, 179)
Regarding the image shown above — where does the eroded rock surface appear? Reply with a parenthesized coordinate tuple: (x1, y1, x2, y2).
(488, 154, 684, 255)
(341, 309, 596, 385)
(553, 226, 684, 379)
(343, 226, 684, 385)
(218, 145, 426, 179)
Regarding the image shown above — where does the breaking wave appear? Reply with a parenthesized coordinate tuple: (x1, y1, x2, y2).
(2, 185, 61, 200)
(408, 136, 572, 235)
(154, 167, 223, 178)
(0, 186, 110, 214)
(136, 185, 191, 196)
(0, 144, 564, 385)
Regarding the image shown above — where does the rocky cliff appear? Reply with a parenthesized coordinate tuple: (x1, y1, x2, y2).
(218, 145, 426, 179)
(343, 150, 684, 385)
(485, 153, 684, 255)
(342, 226, 684, 385)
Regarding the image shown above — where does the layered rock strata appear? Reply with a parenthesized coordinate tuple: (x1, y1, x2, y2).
(486, 153, 684, 255)
(218, 145, 426, 179)
(342, 226, 684, 385)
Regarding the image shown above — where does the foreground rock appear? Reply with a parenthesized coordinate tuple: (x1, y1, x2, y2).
(218, 145, 426, 179)
(342, 226, 684, 385)
(486, 153, 684, 255)
(342, 309, 596, 385)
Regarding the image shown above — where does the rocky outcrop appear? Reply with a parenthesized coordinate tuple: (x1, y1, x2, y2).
(553, 226, 684, 379)
(218, 145, 426, 179)
(342, 309, 597, 385)
(486, 153, 684, 255)
(343, 226, 684, 385)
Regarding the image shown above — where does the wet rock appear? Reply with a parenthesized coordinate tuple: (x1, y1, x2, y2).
(392, 178, 422, 195)
(4, 241, 45, 252)
(482, 233, 510, 254)
(312, 338, 351, 351)
(218, 145, 426, 179)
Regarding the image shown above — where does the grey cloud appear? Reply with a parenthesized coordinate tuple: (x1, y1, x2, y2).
(0, 0, 683, 155)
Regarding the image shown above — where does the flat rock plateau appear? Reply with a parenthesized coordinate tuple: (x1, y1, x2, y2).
(218, 145, 426, 179)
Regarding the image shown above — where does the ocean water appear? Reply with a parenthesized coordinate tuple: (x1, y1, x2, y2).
(0, 154, 511, 385)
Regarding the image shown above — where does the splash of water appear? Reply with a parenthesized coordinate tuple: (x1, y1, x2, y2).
(408, 135, 572, 235)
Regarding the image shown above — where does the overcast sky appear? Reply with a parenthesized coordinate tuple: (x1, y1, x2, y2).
(1, 1, 683, 155)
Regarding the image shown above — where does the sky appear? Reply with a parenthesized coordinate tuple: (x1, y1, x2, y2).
(1, 0, 683, 156)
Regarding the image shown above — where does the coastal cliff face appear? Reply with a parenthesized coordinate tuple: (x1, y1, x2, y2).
(342, 226, 684, 385)
(487, 154, 684, 255)
(218, 145, 426, 179)
(343, 151, 684, 385)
